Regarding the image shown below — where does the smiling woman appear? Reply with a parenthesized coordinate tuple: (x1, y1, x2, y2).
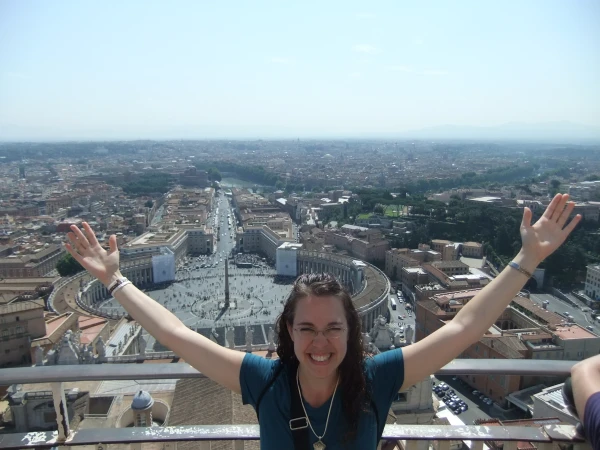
(64, 194, 581, 450)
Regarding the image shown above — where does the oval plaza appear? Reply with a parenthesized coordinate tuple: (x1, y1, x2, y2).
(75, 227, 390, 345)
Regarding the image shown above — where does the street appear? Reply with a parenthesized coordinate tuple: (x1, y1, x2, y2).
(433, 375, 497, 425)
(387, 293, 416, 340)
(529, 292, 597, 331)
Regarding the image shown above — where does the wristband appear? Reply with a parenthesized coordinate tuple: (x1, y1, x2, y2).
(108, 277, 129, 295)
(111, 280, 132, 296)
(508, 261, 533, 279)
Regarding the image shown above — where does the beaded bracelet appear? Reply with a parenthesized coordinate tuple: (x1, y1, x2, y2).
(508, 261, 533, 278)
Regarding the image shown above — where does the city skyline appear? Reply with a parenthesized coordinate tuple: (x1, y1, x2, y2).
(1, 0, 599, 140)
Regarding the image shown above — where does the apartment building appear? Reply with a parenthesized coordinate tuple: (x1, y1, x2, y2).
(0, 300, 46, 367)
(385, 245, 441, 279)
(430, 239, 484, 260)
(585, 264, 600, 301)
(324, 225, 389, 263)
(430, 260, 470, 276)
(0, 244, 65, 278)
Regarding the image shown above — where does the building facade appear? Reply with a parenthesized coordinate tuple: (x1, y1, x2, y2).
(0, 300, 46, 367)
(585, 264, 600, 301)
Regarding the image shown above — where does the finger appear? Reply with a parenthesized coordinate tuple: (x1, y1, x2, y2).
(550, 194, 570, 222)
(108, 234, 118, 253)
(543, 194, 562, 219)
(70, 225, 89, 248)
(82, 222, 98, 246)
(557, 201, 575, 229)
(521, 207, 532, 228)
(67, 231, 80, 247)
(562, 214, 582, 238)
(68, 232, 87, 252)
(64, 242, 85, 264)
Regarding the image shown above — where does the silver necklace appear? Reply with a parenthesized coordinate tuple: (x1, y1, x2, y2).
(296, 369, 340, 450)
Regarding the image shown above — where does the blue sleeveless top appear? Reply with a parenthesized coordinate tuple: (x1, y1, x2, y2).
(240, 348, 405, 449)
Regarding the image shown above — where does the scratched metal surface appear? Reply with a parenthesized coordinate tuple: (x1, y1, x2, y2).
(1, 424, 584, 449)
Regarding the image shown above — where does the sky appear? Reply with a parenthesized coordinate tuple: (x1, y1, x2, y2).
(0, 0, 599, 140)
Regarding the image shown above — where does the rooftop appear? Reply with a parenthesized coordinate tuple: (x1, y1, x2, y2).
(552, 323, 599, 340)
(0, 298, 45, 314)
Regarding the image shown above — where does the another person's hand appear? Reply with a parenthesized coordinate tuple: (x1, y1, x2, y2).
(64, 222, 121, 286)
(519, 193, 581, 264)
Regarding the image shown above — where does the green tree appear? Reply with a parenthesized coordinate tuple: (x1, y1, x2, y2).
(56, 253, 84, 277)
(549, 179, 561, 196)
(207, 167, 222, 182)
(144, 200, 153, 208)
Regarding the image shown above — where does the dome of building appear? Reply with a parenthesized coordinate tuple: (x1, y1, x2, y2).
(323, 153, 334, 159)
(131, 390, 154, 410)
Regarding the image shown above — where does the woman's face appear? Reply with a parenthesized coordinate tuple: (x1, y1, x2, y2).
(287, 295, 348, 381)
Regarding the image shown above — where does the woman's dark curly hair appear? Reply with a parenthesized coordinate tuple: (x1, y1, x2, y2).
(275, 272, 371, 444)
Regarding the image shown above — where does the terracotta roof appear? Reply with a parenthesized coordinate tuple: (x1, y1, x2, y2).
(510, 296, 563, 326)
(168, 377, 260, 450)
(78, 314, 108, 344)
(480, 336, 527, 359)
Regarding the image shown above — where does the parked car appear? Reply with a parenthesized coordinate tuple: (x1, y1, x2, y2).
(472, 390, 480, 396)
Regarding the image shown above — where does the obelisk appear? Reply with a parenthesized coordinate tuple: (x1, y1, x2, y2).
(224, 261, 230, 309)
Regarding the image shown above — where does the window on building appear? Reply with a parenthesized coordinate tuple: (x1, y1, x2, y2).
(394, 393, 408, 402)
(15, 316, 20, 322)
(136, 414, 147, 426)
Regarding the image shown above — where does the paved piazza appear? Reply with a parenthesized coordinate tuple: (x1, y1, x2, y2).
(96, 262, 294, 352)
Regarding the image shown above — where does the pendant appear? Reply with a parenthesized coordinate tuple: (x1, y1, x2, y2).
(313, 440, 326, 450)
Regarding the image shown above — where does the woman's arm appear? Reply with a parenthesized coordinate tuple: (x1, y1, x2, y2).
(106, 275, 245, 394)
(571, 354, 600, 424)
(400, 194, 581, 390)
(65, 223, 244, 394)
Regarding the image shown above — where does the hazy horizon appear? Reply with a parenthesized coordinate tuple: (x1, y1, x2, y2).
(1, 0, 599, 141)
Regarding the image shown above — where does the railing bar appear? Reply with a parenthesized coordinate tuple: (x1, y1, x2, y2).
(0, 360, 576, 385)
(381, 425, 552, 442)
(0, 424, 566, 449)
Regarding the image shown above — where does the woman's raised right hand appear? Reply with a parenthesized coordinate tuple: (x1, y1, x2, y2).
(64, 222, 121, 286)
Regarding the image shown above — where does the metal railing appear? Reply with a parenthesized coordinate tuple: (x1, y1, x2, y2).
(0, 359, 589, 449)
